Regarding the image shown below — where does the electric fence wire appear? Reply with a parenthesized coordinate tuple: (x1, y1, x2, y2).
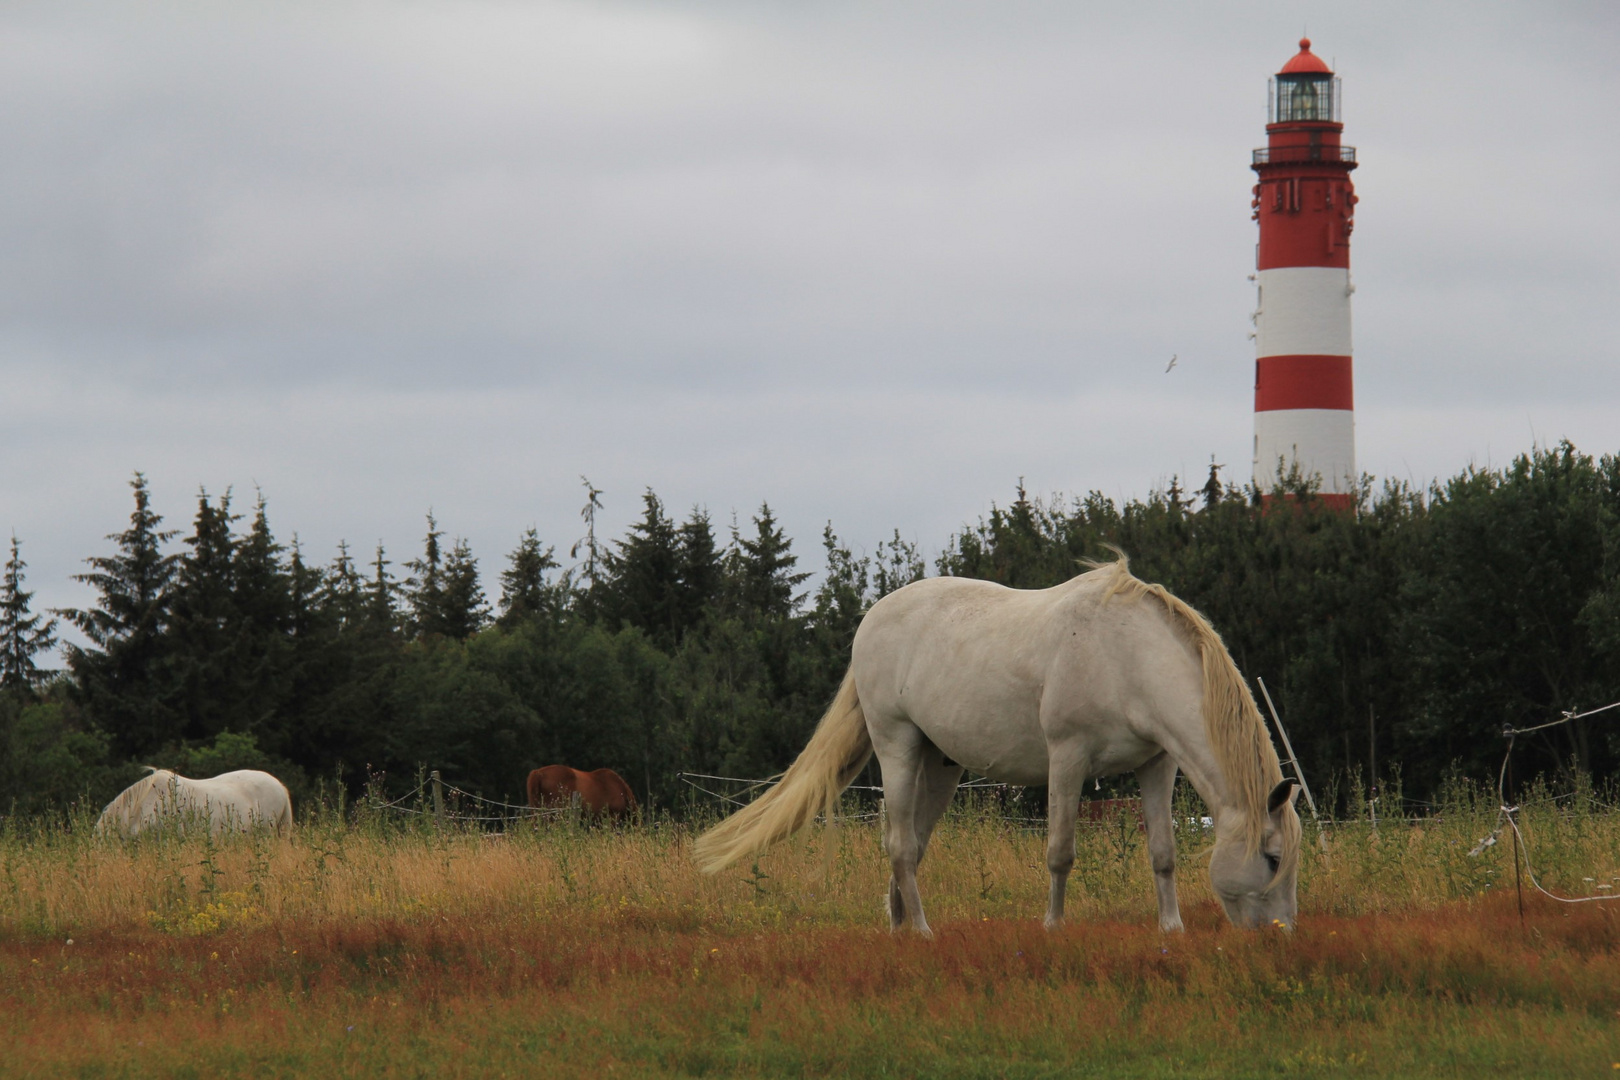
(1468, 699, 1620, 905)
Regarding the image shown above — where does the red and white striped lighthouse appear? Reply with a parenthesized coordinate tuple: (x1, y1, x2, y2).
(1250, 38, 1358, 509)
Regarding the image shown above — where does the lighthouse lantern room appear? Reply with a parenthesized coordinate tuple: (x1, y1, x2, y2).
(1250, 38, 1358, 508)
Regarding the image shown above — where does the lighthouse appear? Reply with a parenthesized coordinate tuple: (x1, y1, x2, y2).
(1250, 38, 1357, 509)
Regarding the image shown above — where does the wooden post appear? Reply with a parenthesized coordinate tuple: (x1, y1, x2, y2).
(431, 770, 445, 830)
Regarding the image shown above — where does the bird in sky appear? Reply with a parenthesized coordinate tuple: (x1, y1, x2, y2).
(1165, 354, 1178, 373)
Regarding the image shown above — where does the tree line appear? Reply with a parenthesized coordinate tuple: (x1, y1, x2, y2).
(2, 441, 1618, 817)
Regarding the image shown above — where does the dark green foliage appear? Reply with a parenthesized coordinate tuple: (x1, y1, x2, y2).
(15, 444, 1620, 818)
(0, 694, 126, 816)
(497, 529, 561, 628)
(729, 503, 809, 620)
(591, 490, 685, 645)
(57, 473, 181, 760)
(1, 535, 57, 693)
(405, 513, 492, 640)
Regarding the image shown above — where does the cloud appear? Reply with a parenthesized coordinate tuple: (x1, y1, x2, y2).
(2, 0, 1616, 629)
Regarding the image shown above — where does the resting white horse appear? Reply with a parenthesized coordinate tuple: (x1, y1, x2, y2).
(97, 769, 293, 837)
(695, 553, 1302, 935)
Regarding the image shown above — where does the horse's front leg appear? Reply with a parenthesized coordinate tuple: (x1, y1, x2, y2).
(1043, 747, 1088, 930)
(1137, 751, 1184, 933)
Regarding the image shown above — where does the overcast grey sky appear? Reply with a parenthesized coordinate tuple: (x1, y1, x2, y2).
(3, 1, 1617, 630)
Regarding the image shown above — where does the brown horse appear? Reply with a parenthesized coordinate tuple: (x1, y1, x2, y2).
(526, 765, 638, 820)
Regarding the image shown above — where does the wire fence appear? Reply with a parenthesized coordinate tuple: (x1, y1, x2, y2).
(1466, 699, 1620, 908)
(368, 771, 577, 827)
(369, 696, 1620, 902)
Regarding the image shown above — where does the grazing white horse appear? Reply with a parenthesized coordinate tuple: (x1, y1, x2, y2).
(96, 769, 293, 838)
(695, 554, 1303, 935)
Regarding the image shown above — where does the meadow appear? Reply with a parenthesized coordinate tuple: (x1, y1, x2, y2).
(3, 785, 1620, 1078)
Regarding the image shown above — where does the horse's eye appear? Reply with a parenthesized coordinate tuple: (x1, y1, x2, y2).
(1265, 854, 1281, 874)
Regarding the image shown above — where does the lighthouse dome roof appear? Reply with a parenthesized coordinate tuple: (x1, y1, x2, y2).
(1279, 38, 1332, 75)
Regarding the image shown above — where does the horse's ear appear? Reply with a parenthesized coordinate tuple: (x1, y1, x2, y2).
(1267, 778, 1300, 816)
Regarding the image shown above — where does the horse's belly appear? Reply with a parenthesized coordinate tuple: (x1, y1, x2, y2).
(930, 718, 1049, 786)
(885, 682, 1050, 785)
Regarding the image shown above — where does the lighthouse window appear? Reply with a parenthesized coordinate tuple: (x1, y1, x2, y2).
(1271, 76, 1340, 122)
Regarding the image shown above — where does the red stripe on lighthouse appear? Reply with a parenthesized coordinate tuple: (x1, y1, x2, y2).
(1254, 354, 1353, 412)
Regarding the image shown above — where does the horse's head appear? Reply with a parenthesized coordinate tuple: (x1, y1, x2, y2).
(1208, 779, 1302, 930)
(110, 769, 174, 838)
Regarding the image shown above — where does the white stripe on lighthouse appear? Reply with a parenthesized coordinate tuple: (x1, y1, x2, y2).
(1254, 267, 1353, 358)
(1253, 408, 1357, 495)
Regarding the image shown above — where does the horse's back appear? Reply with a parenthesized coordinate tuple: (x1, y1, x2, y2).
(588, 768, 637, 815)
(191, 770, 292, 834)
(529, 765, 582, 807)
(852, 568, 1200, 784)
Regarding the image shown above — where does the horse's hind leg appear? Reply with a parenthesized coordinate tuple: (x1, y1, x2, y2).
(884, 748, 962, 932)
(914, 748, 964, 867)
(1137, 752, 1184, 933)
(874, 733, 933, 937)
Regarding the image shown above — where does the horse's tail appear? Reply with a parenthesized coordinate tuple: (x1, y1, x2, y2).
(693, 668, 871, 874)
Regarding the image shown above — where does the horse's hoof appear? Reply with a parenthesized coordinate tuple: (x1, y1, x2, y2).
(1043, 916, 1064, 931)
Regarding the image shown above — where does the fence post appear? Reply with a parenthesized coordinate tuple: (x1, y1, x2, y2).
(431, 770, 445, 830)
(1256, 677, 1320, 823)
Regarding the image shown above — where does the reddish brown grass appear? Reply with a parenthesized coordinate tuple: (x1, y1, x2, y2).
(3, 894, 1617, 1077)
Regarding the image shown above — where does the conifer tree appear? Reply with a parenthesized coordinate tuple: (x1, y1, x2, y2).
(59, 473, 181, 757)
(498, 529, 561, 627)
(286, 536, 326, 641)
(234, 493, 291, 635)
(812, 524, 870, 646)
(0, 535, 58, 693)
(323, 541, 367, 631)
(731, 503, 809, 619)
(435, 539, 489, 640)
(596, 489, 683, 643)
(166, 489, 248, 743)
(677, 508, 722, 634)
(404, 513, 445, 638)
(366, 542, 399, 632)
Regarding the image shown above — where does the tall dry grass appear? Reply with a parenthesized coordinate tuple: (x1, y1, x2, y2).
(3, 777, 1618, 938)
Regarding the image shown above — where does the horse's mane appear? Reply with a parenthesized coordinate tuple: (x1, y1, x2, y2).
(107, 768, 170, 824)
(1089, 551, 1298, 876)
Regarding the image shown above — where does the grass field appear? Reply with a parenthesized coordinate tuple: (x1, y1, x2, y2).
(3, 787, 1619, 1078)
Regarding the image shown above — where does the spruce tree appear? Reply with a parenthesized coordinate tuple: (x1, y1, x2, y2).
(596, 489, 683, 644)
(677, 508, 722, 634)
(59, 473, 181, 757)
(166, 488, 245, 743)
(366, 543, 400, 632)
(732, 502, 809, 619)
(498, 529, 560, 627)
(323, 541, 367, 631)
(0, 535, 58, 693)
(435, 538, 489, 640)
(404, 513, 445, 638)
